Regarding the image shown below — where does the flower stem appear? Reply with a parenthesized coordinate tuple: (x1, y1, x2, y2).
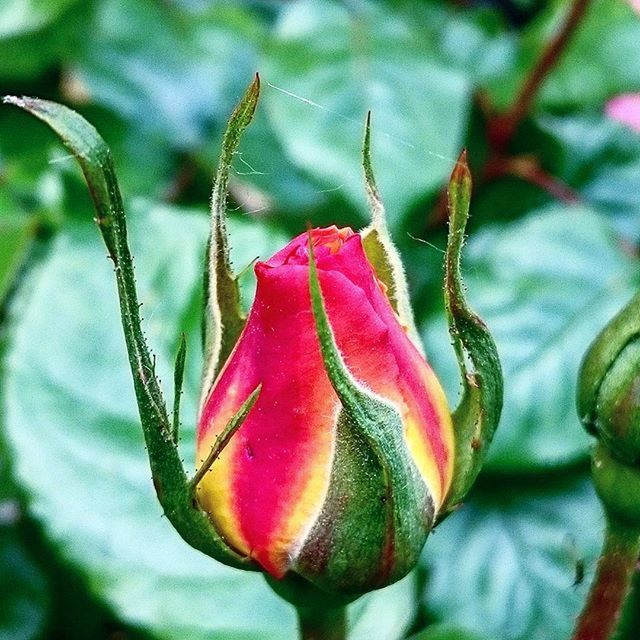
(297, 605, 347, 640)
(572, 521, 640, 640)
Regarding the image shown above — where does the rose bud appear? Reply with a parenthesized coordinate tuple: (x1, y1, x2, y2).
(578, 292, 640, 467)
(195, 225, 454, 594)
(191, 83, 501, 598)
(573, 293, 640, 640)
(6, 77, 502, 611)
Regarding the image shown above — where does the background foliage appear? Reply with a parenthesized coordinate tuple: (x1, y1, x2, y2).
(1, 1, 639, 639)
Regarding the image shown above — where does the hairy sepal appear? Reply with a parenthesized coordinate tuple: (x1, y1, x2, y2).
(200, 75, 260, 411)
(301, 236, 434, 594)
(2, 95, 255, 569)
(441, 151, 503, 516)
(360, 112, 423, 354)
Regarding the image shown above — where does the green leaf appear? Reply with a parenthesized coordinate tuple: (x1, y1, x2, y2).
(262, 0, 471, 224)
(617, 571, 640, 639)
(2, 200, 418, 640)
(423, 475, 603, 640)
(0, 0, 78, 38)
(1, 292, 49, 640)
(0, 215, 34, 309)
(0, 0, 86, 81)
(407, 624, 487, 640)
(0, 437, 49, 640)
(72, 0, 263, 149)
(390, 0, 516, 86)
(0, 531, 49, 640)
(75, 107, 176, 199)
(423, 206, 640, 471)
(0, 107, 71, 220)
(536, 114, 640, 244)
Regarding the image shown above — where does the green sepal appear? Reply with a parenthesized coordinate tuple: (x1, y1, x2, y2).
(200, 74, 260, 410)
(191, 384, 261, 494)
(304, 234, 433, 594)
(441, 151, 503, 515)
(360, 112, 423, 354)
(2, 95, 255, 570)
(578, 292, 640, 465)
(172, 333, 187, 445)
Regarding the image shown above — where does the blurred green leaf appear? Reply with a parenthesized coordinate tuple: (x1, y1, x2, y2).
(422, 206, 640, 471)
(0, 0, 78, 38)
(0, 423, 49, 640)
(470, 113, 640, 242)
(0, 531, 49, 640)
(422, 475, 602, 640)
(72, 0, 263, 149)
(0, 0, 87, 81)
(0, 102, 176, 221)
(536, 114, 640, 243)
(78, 107, 176, 199)
(487, 0, 640, 111)
(0, 215, 34, 308)
(617, 571, 640, 639)
(408, 624, 487, 640)
(63, 1, 328, 214)
(2, 200, 418, 640)
(0, 109, 63, 213)
(393, 0, 516, 85)
(262, 0, 471, 226)
(471, 176, 550, 229)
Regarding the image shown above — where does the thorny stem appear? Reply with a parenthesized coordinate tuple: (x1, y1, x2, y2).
(488, 0, 592, 152)
(572, 521, 640, 640)
(297, 605, 347, 640)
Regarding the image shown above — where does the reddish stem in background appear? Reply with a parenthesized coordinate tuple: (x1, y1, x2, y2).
(572, 523, 640, 640)
(426, 0, 592, 227)
(484, 155, 580, 203)
(164, 154, 197, 202)
(487, 0, 593, 152)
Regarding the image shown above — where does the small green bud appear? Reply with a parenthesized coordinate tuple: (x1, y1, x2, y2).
(578, 293, 640, 466)
(595, 339, 640, 464)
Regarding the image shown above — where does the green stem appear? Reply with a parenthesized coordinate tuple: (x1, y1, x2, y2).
(297, 605, 347, 640)
(572, 521, 640, 640)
